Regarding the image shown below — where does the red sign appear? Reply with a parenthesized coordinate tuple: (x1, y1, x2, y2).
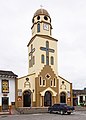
(17, 97, 22, 101)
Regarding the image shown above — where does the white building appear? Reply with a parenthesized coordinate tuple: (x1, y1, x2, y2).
(73, 89, 86, 106)
(0, 70, 17, 112)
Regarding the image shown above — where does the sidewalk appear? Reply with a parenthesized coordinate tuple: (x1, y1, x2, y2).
(0, 109, 12, 115)
(0, 111, 9, 115)
(0, 106, 86, 115)
(75, 106, 86, 111)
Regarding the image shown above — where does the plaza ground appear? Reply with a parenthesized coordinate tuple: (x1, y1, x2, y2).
(0, 111, 86, 120)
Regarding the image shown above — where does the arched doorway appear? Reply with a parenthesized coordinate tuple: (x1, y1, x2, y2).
(44, 91, 52, 106)
(23, 90, 31, 107)
(60, 92, 66, 103)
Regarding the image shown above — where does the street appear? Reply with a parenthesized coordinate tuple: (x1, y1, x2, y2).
(0, 111, 86, 120)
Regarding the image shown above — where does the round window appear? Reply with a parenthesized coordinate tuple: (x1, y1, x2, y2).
(37, 16, 40, 20)
(44, 16, 48, 20)
(32, 18, 34, 23)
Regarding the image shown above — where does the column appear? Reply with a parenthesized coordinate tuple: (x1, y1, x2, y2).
(42, 96, 44, 107)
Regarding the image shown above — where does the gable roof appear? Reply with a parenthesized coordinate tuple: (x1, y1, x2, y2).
(0, 70, 18, 78)
(37, 65, 58, 80)
(73, 89, 86, 95)
(58, 75, 72, 84)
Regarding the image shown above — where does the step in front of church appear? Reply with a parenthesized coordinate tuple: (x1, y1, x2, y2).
(10, 106, 86, 114)
(16, 107, 48, 114)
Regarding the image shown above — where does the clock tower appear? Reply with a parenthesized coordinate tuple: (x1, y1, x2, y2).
(31, 8, 52, 37)
(17, 8, 73, 108)
(27, 8, 58, 77)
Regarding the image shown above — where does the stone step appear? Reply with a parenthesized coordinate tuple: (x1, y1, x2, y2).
(74, 106, 86, 111)
(1, 106, 85, 115)
(0, 112, 9, 115)
(16, 107, 48, 114)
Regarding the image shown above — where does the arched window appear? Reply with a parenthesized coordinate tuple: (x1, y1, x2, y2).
(46, 41, 49, 47)
(54, 78, 56, 87)
(37, 23, 40, 32)
(29, 60, 31, 68)
(39, 77, 42, 86)
(33, 56, 35, 65)
(50, 80, 53, 87)
(51, 56, 54, 65)
(43, 79, 45, 86)
(46, 56, 49, 65)
(41, 54, 45, 63)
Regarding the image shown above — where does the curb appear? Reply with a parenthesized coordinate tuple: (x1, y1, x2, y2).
(0, 112, 10, 115)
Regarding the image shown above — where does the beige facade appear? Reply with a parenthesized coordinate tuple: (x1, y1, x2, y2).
(16, 8, 73, 108)
(27, 35, 58, 77)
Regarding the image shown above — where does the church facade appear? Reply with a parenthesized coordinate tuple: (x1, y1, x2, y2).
(16, 8, 73, 108)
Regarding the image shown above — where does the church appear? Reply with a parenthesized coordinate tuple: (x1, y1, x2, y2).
(16, 8, 73, 108)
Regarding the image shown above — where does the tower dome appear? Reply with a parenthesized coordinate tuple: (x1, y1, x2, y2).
(31, 8, 52, 37)
(33, 8, 50, 18)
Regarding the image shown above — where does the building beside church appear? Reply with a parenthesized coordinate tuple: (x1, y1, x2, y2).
(0, 70, 17, 112)
(73, 88, 86, 106)
(16, 8, 73, 108)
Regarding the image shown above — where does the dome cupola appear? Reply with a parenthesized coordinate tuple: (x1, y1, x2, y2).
(31, 8, 52, 37)
(33, 8, 50, 18)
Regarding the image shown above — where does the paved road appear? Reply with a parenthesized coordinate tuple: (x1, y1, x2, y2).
(0, 111, 86, 120)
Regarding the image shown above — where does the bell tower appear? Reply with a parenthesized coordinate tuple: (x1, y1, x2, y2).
(17, 8, 73, 108)
(31, 9, 52, 37)
(27, 8, 58, 77)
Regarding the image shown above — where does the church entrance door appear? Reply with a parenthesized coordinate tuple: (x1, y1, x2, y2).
(23, 90, 31, 107)
(44, 91, 52, 106)
(2, 97, 9, 111)
(60, 92, 66, 103)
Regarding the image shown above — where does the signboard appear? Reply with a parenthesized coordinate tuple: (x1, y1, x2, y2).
(67, 91, 70, 97)
(2, 80, 9, 93)
(67, 97, 71, 101)
(18, 89, 22, 96)
(17, 97, 22, 101)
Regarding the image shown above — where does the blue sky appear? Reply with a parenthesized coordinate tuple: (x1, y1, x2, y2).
(0, 0, 86, 89)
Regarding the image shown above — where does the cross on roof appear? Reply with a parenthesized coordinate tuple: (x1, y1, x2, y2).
(40, 5, 43, 9)
(40, 41, 55, 65)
